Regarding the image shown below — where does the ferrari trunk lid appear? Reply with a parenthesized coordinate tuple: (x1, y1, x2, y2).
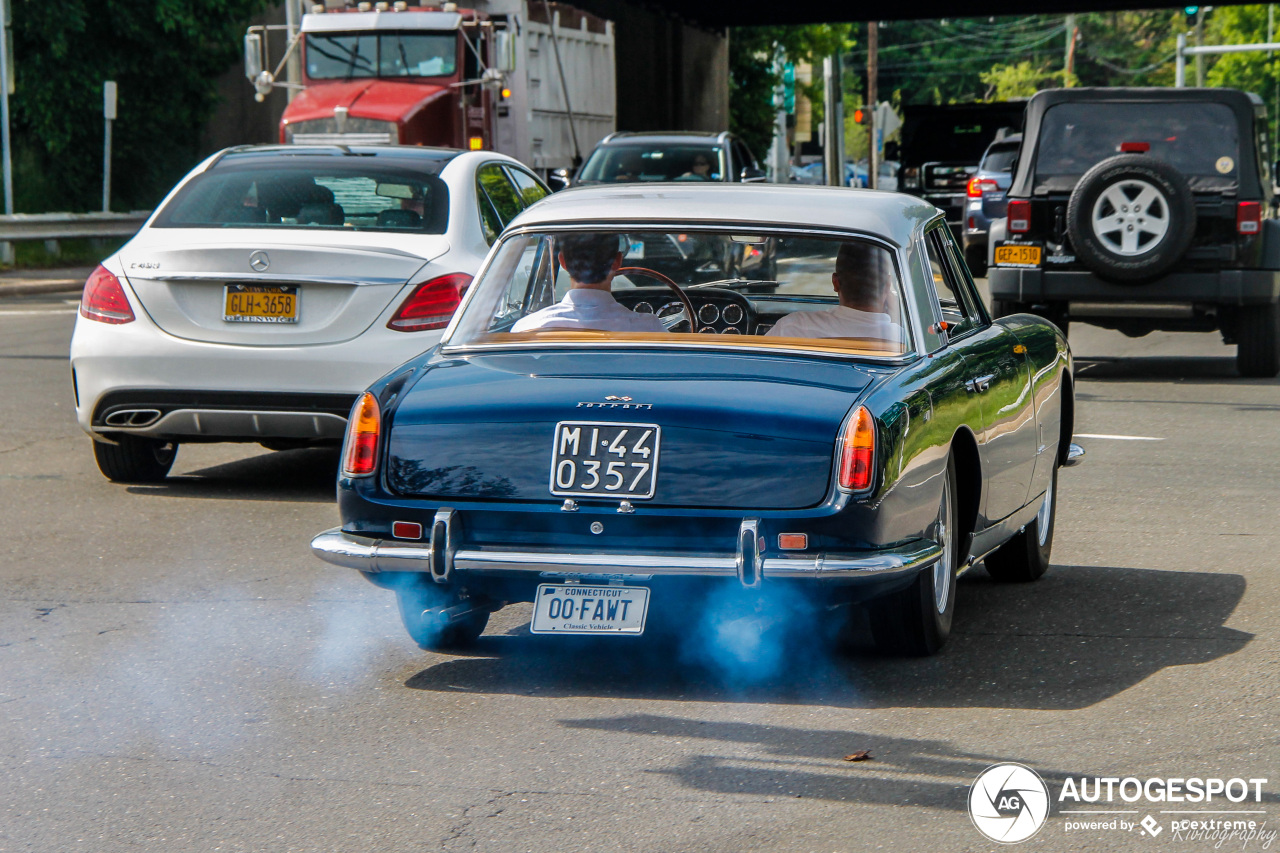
(119, 238, 446, 346)
(386, 350, 880, 510)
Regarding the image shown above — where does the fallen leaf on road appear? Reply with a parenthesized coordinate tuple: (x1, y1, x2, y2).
(842, 751, 872, 762)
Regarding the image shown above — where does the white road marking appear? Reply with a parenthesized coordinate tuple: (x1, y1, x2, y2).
(0, 308, 78, 316)
(1074, 433, 1164, 441)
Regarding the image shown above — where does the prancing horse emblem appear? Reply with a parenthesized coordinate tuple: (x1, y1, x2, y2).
(249, 251, 270, 272)
(604, 395, 632, 402)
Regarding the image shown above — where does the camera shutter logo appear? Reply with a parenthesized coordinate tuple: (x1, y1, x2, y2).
(969, 763, 1050, 843)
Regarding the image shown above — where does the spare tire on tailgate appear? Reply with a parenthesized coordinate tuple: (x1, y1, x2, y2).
(1066, 154, 1196, 283)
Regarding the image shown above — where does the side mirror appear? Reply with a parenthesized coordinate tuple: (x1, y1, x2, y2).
(740, 167, 767, 183)
(493, 30, 516, 73)
(547, 168, 571, 192)
(884, 140, 900, 161)
(244, 32, 264, 82)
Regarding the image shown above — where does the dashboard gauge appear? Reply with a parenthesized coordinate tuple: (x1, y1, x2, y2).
(656, 301, 685, 319)
(633, 301, 654, 314)
(721, 327, 741, 334)
(722, 304, 744, 325)
(697, 303, 720, 325)
(698, 326, 718, 334)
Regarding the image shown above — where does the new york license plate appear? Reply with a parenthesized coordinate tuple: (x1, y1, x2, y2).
(993, 242, 1043, 268)
(530, 583, 650, 634)
(549, 421, 660, 499)
(224, 284, 298, 323)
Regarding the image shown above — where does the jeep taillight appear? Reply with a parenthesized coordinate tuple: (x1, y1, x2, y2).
(1008, 200, 1031, 233)
(341, 392, 381, 478)
(387, 273, 472, 332)
(1237, 201, 1261, 235)
(838, 406, 876, 493)
(967, 177, 998, 197)
(79, 265, 135, 324)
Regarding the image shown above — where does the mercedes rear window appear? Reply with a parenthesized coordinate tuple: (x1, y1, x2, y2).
(153, 159, 451, 233)
(1035, 102, 1240, 178)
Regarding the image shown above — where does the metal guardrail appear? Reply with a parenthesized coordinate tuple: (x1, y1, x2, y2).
(0, 211, 151, 243)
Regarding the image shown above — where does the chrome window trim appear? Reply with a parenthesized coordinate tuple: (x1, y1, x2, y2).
(440, 221, 927, 363)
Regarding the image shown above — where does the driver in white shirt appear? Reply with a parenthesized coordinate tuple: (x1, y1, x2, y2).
(766, 241, 905, 345)
(512, 233, 667, 334)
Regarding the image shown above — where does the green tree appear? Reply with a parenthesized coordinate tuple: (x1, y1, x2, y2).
(11, 0, 274, 213)
(980, 61, 1073, 100)
(729, 24, 853, 160)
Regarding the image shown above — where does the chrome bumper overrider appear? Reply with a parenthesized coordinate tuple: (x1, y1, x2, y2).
(310, 522, 941, 587)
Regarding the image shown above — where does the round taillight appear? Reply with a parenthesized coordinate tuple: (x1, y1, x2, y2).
(79, 265, 135, 324)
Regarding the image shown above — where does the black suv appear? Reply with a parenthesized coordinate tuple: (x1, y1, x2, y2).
(573, 131, 767, 185)
(988, 87, 1280, 377)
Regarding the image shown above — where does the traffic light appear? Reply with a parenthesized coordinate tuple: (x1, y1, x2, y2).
(783, 63, 796, 115)
(1185, 6, 1199, 27)
(852, 107, 867, 125)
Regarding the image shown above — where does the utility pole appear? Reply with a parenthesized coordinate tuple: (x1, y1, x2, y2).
(1271, 5, 1277, 146)
(867, 21, 878, 189)
(1196, 6, 1206, 87)
(822, 54, 843, 187)
(285, 0, 300, 103)
(1064, 14, 1077, 86)
(102, 82, 116, 213)
(0, 0, 13, 264)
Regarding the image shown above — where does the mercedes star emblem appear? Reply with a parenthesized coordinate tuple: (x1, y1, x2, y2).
(249, 251, 270, 272)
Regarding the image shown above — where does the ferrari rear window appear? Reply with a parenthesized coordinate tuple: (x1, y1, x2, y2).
(444, 229, 912, 358)
(1035, 102, 1239, 178)
(153, 159, 450, 233)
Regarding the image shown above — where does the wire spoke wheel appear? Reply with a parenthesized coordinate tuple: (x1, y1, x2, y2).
(1091, 179, 1170, 256)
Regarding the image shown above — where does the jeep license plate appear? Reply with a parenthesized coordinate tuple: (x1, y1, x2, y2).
(994, 243, 1043, 268)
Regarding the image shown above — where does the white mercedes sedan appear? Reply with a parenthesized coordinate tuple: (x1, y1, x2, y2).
(70, 144, 549, 481)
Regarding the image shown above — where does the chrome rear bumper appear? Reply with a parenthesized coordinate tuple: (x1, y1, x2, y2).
(310, 523, 941, 587)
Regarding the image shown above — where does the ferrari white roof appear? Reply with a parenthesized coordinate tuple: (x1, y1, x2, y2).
(509, 184, 943, 248)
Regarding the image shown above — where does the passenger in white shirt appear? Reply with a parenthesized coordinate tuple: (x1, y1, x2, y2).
(511, 233, 667, 334)
(766, 241, 905, 346)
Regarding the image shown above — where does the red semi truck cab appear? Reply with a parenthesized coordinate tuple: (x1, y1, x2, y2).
(282, 5, 498, 150)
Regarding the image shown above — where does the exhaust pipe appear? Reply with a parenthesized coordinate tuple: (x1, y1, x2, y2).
(422, 598, 503, 627)
(103, 409, 162, 427)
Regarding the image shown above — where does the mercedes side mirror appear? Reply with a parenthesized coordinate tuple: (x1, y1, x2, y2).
(548, 168, 572, 191)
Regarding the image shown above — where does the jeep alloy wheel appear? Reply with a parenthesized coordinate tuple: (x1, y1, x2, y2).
(1090, 179, 1170, 256)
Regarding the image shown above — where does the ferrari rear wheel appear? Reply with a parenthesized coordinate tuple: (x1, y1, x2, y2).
(870, 460, 958, 656)
(985, 465, 1057, 582)
(92, 436, 177, 483)
(395, 586, 489, 651)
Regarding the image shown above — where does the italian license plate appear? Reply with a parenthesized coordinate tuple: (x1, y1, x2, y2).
(993, 242, 1043, 268)
(550, 421, 660, 499)
(530, 583, 649, 634)
(223, 284, 299, 323)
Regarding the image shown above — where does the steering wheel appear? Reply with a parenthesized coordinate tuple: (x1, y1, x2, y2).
(616, 266, 697, 332)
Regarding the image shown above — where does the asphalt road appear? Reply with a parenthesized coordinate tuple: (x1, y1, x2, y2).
(1, 291, 1277, 852)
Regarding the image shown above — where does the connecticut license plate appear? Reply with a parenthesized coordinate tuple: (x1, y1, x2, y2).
(993, 242, 1043, 268)
(549, 421, 660, 499)
(223, 284, 298, 323)
(530, 583, 650, 634)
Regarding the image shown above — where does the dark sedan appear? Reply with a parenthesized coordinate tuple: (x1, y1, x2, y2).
(311, 185, 1083, 657)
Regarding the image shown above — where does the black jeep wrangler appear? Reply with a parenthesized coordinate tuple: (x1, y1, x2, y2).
(988, 87, 1280, 377)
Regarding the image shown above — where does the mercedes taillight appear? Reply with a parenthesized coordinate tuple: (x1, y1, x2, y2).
(387, 273, 472, 332)
(79, 266, 135, 324)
